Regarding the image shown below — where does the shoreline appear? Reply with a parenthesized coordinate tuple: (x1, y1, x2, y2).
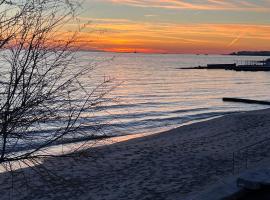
(4, 111, 232, 157)
(0, 114, 229, 173)
(1, 108, 270, 199)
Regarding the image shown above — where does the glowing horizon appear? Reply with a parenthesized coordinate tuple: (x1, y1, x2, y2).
(71, 0, 270, 54)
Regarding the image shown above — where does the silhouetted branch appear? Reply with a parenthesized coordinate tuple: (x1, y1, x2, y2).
(0, 0, 113, 167)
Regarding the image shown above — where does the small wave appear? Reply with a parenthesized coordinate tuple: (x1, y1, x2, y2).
(171, 107, 209, 114)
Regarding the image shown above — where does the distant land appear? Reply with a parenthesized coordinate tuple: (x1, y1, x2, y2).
(229, 51, 270, 56)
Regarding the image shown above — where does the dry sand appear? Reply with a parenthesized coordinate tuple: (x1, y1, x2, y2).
(1, 108, 270, 200)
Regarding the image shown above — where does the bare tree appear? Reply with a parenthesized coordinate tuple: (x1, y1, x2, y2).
(0, 0, 112, 168)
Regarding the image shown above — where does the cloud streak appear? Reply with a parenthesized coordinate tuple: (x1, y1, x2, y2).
(72, 17, 270, 53)
(101, 0, 270, 11)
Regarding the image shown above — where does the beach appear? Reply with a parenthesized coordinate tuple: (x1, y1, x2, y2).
(1, 108, 270, 200)
(1, 1, 270, 199)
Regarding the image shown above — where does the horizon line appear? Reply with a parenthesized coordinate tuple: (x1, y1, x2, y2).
(77, 49, 270, 56)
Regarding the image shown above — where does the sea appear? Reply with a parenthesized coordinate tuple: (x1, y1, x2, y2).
(2, 51, 270, 154)
(77, 52, 270, 137)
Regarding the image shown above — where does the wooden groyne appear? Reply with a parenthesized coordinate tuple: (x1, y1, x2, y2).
(223, 98, 270, 105)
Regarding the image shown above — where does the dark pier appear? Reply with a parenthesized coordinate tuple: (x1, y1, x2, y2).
(180, 58, 270, 71)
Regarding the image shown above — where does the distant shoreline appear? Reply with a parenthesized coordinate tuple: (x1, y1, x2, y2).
(229, 51, 270, 57)
(80, 50, 270, 56)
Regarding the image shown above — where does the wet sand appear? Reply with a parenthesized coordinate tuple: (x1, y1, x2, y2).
(1, 109, 270, 200)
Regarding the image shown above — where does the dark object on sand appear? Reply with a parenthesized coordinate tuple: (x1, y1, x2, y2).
(234, 170, 270, 200)
(196, 169, 270, 200)
(234, 188, 270, 200)
(223, 98, 270, 105)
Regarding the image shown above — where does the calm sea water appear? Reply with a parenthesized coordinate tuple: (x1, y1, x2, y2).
(78, 52, 270, 137)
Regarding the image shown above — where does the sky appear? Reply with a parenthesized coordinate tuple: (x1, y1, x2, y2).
(73, 0, 270, 54)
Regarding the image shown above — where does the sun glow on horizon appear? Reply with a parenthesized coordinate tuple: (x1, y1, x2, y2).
(65, 0, 270, 54)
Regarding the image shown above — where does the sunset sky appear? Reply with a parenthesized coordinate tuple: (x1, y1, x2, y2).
(75, 0, 270, 54)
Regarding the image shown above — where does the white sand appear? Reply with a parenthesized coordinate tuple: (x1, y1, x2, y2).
(1, 108, 270, 200)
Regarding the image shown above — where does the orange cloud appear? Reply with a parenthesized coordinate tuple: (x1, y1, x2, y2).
(72, 18, 270, 54)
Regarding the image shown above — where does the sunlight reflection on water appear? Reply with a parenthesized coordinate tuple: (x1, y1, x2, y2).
(78, 52, 270, 136)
